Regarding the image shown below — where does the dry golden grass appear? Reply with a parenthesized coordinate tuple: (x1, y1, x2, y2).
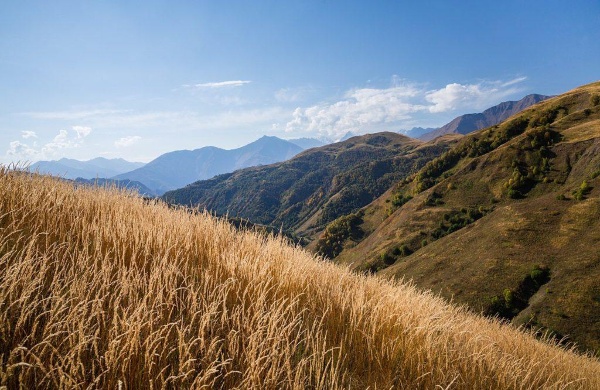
(1, 166, 599, 389)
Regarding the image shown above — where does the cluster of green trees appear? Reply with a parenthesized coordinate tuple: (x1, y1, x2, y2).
(431, 207, 487, 239)
(573, 180, 592, 201)
(413, 117, 531, 193)
(505, 167, 529, 199)
(503, 127, 561, 199)
(526, 127, 561, 150)
(528, 106, 567, 129)
(315, 212, 364, 259)
(386, 192, 413, 214)
(486, 265, 551, 320)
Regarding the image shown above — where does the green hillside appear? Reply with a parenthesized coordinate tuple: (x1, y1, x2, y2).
(326, 81, 600, 354)
(163, 133, 455, 238)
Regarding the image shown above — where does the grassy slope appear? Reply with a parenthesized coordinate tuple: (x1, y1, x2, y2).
(334, 81, 600, 354)
(1, 169, 599, 388)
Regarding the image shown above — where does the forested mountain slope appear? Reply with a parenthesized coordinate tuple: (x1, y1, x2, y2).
(163, 133, 457, 237)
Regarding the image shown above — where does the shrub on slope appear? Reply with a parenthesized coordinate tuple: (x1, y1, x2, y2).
(0, 167, 599, 389)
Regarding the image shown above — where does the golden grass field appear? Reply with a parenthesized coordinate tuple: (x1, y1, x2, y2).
(1, 166, 599, 389)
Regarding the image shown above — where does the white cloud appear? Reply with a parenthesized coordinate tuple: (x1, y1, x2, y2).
(426, 83, 485, 113)
(115, 135, 142, 148)
(41, 130, 75, 155)
(6, 126, 93, 161)
(7, 141, 37, 159)
(425, 79, 527, 113)
(73, 126, 92, 139)
(284, 77, 528, 139)
(21, 131, 37, 139)
(186, 80, 252, 89)
(285, 83, 427, 139)
(502, 76, 528, 87)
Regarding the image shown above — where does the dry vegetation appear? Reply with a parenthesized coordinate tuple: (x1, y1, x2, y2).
(1, 167, 599, 389)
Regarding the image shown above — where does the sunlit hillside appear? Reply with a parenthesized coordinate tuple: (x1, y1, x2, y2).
(1, 167, 599, 389)
(328, 81, 600, 354)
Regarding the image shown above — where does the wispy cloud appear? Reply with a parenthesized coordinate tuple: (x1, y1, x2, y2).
(501, 76, 528, 87)
(274, 86, 316, 103)
(284, 77, 528, 139)
(115, 135, 142, 148)
(21, 109, 132, 121)
(184, 80, 252, 89)
(21, 130, 37, 139)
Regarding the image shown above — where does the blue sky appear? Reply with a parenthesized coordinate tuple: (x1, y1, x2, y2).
(1, 1, 599, 163)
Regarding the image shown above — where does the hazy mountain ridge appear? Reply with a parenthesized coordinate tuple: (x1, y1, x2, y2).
(30, 157, 145, 180)
(402, 127, 437, 138)
(113, 136, 303, 195)
(418, 94, 552, 141)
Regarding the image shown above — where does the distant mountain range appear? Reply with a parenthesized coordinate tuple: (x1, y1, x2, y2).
(162, 133, 457, 236)
(30, 136, 324, 196)
(32, 94, 549, 200)
(112, 136, 305, 195)
(415, 94, 551, 141)
(402, 127, 437, 138)
(30, 157, 145, 180)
